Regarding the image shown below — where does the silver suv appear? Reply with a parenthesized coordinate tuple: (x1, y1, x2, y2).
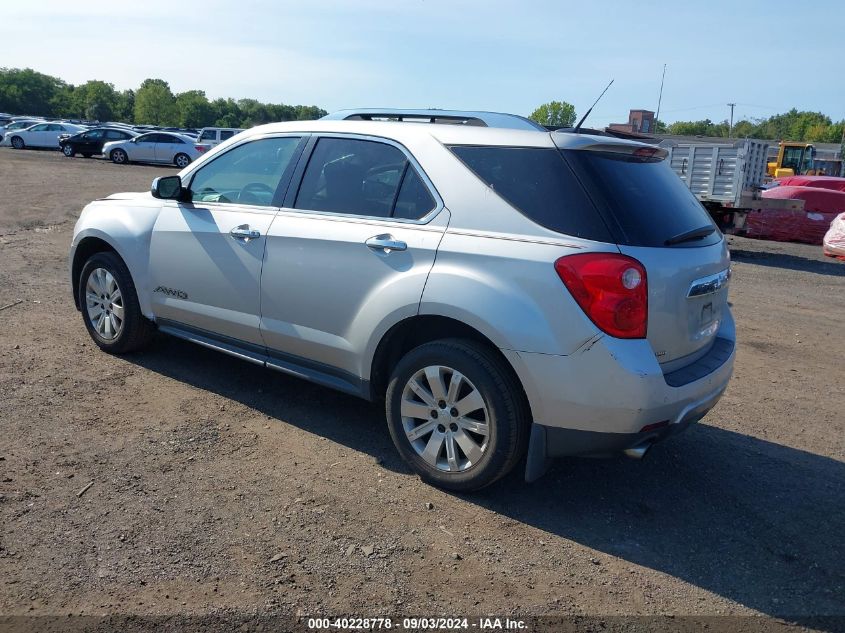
(69, 109, 735, 491)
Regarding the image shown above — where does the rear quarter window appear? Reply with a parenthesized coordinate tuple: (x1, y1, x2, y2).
(448, 146, 613, 242)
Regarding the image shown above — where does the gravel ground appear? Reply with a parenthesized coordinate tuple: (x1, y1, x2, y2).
(0, 149, 843, 632)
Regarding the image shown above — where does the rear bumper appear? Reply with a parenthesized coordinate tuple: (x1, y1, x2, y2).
(523, 380, 725, 480)
(500, 313, 736, 481)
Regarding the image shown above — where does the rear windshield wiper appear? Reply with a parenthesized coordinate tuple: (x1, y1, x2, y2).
(664, 226, 716, 246)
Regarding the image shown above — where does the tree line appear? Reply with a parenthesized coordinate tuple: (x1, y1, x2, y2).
(661, 110, 845, 144)
(3, 69, 842, 143)
(529, 100, 845, 144)
(0, 68, 326, 128)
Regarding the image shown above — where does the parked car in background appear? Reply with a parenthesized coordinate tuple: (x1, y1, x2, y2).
(2, 122, 86, 149)
(69, 109, 735, 491)
(103, 132, 209, 167)
(59, 127, 138, 158)
(0, 119, 44, 144)
(197, 127, 244, 147)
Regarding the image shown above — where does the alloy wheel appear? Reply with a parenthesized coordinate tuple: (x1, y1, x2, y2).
(85, 267, 125, 340)
(400, 365, 490, 472)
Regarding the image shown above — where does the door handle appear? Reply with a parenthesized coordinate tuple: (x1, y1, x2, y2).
(230, 224, 261, 242)
(365, 234, 407, 253)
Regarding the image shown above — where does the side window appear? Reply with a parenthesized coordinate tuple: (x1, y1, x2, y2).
(450, 145, 612, 242)
(163, 135, 184, 144)
(220, 130, 235, 141)
(199, 130, 216, 141)
(189, 136, 301, 207)
(393, 168, 436, 219)
(294, 137, 408, 217)
(30, 124, 48, 131)
(85, 130, 104, 140)
(136, 134, 154, 143)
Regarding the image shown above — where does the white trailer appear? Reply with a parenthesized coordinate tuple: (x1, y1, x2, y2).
(659, 138, 803, 232)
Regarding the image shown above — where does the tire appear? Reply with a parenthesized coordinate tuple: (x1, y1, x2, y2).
(78, 251, 155, 354)
(174, 153, 191, 168)
(11, 136, 24, 150)
(385, 339, 529, 491)
(110, 148, 128, 164)
(62, 145, 75, 157)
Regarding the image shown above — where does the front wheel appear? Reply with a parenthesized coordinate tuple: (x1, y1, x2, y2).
(174, 153, 191, 168)
(110, 148, 128, 164)
(78, 251, 155, 354)
(385, 339, 529, 491)
(62, 145, 75, 157)
(11, 136, 24, 150)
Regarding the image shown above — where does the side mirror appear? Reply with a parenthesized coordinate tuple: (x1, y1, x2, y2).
(151, 175, 184, 200)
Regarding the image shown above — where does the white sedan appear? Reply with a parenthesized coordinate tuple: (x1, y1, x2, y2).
(2, 122, 86, 149)
(0, 119, 44, 143)
(103, 132, 210, 168)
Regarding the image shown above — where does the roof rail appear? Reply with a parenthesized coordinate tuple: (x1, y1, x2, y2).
(321, 108, 545, 132)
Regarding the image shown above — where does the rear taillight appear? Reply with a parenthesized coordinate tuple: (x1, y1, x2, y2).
(195, 145, 207, 153)
(554, 253, 648, 339)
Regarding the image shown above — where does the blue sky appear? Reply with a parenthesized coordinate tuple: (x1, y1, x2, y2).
(4, 0, 844, 125)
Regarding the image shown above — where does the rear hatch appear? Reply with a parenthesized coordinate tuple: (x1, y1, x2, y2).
(557, 139, 731, 369)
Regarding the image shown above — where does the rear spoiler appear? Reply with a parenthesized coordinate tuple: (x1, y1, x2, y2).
(575, 142, 668, 161)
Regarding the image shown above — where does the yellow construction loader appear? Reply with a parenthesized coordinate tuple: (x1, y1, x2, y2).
(767, 142, 818, 178)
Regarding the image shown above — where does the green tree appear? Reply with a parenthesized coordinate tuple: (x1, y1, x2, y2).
(730, 119, 756, 138)
(238, 98, 270, 126)
(70, 80, 119, 121)
(175, 90, 213, 127)
(0, 67, 67, 116)
(114, 89, 135, 123)
(211, 97, 241, 127)
(528, 101, 576, 128)
(667, 119, 719, 136)
(134, 78, 178, 126)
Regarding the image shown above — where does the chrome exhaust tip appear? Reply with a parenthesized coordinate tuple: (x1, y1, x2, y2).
(623, 442, 652, 460)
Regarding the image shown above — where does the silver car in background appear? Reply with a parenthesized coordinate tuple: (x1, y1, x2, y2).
(69, 109, 735, 491)
(103, 131, 210, 168)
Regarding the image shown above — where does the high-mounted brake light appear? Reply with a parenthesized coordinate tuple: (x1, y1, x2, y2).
(582, 143, 668, 161)
(554, 253, 648, 339)
(632, 147, 661, 158)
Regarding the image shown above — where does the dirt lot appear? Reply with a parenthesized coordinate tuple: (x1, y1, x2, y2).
(0, 149, 843, 631)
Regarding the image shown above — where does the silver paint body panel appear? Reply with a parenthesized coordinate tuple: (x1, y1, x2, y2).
(71, 119, 735, 437)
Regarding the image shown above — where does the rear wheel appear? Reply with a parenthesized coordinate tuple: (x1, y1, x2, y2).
(110, 148, 128, 164)
(78, 252, 155, 354)
(385, 339, 529, 491)
(62, 145, 75, 157)
(174, 153, 191, 168)
(11, 136, 24, 150)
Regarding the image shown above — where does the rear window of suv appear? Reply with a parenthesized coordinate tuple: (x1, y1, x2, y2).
(562, 149, 720, 248)
(449, 146, 612, 242)
(450, 144, 720, 248)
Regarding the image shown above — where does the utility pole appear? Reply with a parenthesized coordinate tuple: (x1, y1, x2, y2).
(727, 103, 736, 138)
(655, 64, 666, 132)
